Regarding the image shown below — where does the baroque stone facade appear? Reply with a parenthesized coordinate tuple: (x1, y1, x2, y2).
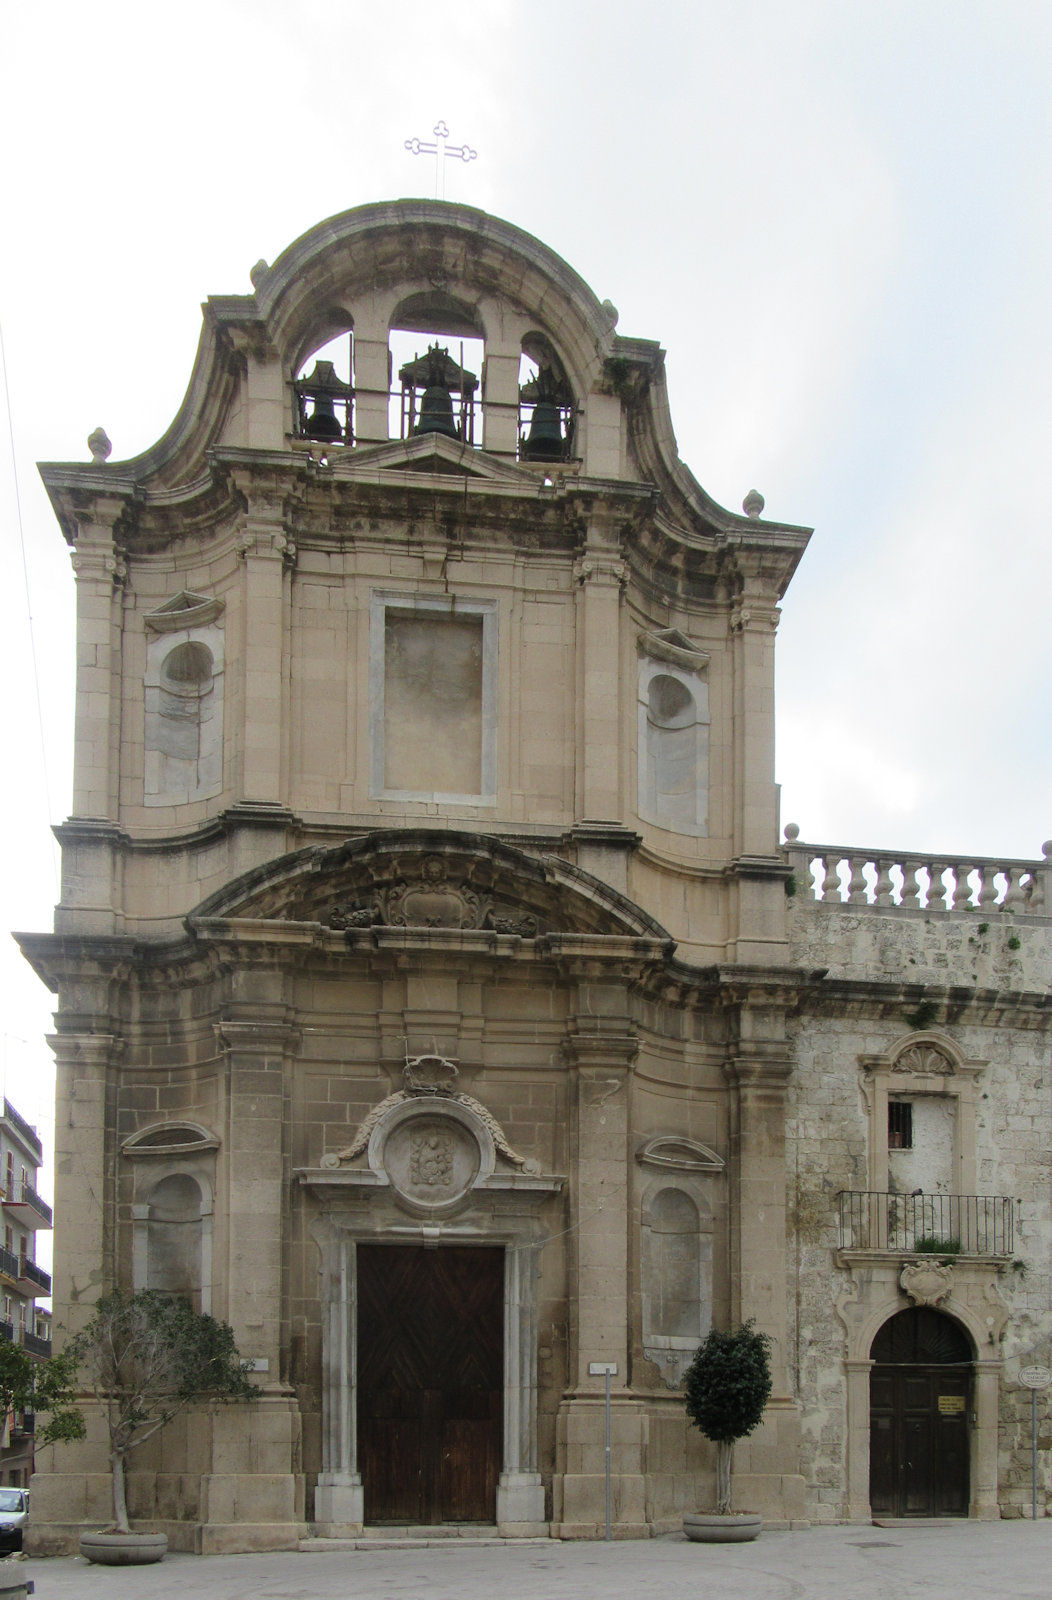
(18, 203, 1052, 1550)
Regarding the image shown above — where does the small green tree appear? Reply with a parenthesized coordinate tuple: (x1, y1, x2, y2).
(684, 1322, 772, 1515)
(0, 1340, 85, 1445)
(66, 1290, 255, 1534)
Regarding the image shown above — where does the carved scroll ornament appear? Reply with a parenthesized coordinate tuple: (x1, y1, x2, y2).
(329, 854, 539, 936)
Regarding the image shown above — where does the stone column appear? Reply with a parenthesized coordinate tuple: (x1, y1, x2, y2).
(235, 487, 293, 806)
(574, 535, 626, 826)
(313, 1227, 363, 1535)
(553, 1005, 647, 1538)
(844, 1356, 875, 1521)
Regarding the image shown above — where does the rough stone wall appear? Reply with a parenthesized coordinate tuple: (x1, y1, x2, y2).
(787, 898, 1052, 1520)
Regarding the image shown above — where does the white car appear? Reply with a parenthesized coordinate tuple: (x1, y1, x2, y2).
(0, 1488, 28, 1553)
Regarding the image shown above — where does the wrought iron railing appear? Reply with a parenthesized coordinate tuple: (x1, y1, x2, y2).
(838, 1191, 1015, 1255)
(2, 1101, 42, 1160)
(18, 1258, 50, 1293)
(2, 1184, 52, 1226)
(21, 1330, 51, 1358)
(0, 1248, 19, 1283)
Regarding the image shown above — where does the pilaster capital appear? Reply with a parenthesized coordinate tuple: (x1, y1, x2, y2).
(730, 601, 780, 634)
(215, 1012, 300, 1057)
(236, 525, 297, 567)
(562, 1021, 638, 1070)
(46, 1032, 124, 1069)
(573, 552, 627, 589)
(722, 1054, 793, 1092)
(70, 546, 128, 588)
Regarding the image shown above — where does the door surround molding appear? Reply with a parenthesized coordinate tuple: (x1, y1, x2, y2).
(306, 1191, 559, 1535)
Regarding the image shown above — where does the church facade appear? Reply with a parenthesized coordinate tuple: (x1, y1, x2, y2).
(19, 203, 1052, 1551)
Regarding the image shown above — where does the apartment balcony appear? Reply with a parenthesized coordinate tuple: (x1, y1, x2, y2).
(16, 1258, 50, 1296)
(0, 1321, 13, 1344)
(1, 1183, 52, 1229)
(0, 1248, 19, 1286)
(838, 1191, 1015, 1256)
(21, 1330, 51, 1358)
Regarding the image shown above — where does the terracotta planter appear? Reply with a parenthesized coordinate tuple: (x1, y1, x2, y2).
(79, 1531, 168, 1565)
(683, 1511, 762, 1543)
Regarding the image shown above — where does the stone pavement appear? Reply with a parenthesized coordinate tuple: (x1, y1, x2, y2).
(16, 1522, 1052, 1600)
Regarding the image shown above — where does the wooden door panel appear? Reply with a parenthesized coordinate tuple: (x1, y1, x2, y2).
(871, 1364, 970, 1518)
(358, 1245, 503, 1523)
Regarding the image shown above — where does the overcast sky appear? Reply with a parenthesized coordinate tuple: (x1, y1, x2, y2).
(2, 1, 1050, 1178)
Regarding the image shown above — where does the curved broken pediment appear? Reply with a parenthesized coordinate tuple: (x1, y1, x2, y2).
(189, 829, 671, 942)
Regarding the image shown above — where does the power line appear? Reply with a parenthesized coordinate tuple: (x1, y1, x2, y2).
(0, 313, 60, 900)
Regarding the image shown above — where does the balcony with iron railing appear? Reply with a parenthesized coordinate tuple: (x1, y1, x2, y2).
(0, 1248, 20, 1285)
(838, 1191, 1015, 1257)
(21, 1330, 51, 1358)
(1, 1101, 42, 1163)
(16, 1258, 50, 1296)
(0, 1183, 52, 1229)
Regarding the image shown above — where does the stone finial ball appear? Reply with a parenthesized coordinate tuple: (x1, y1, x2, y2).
(250, 259, 270, 289)
(1043, 841, 1052, 860)
(784, 823, 800, 841)
(87, 427, 112, 463)
(743, 489, 765, 518)
(600, 299, 619, 329)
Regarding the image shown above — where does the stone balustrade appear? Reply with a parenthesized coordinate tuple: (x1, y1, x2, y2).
(783, 825, 1050, 914)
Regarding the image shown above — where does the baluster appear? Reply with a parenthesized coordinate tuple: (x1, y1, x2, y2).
(899, 859, 922, 908)
(1003, 868, 1026, 911)
(951, 864, 974, 910)
(977, 863, 1000, 909)
(926, 863, 948, 910)
(806, 856, 822, 901)
(873, 856, 894, 907)
(847, 854, 868, 903)
(821, 856, 842, 901)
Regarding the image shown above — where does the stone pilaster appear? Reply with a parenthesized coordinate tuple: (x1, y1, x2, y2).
(68, 504, 127, 824)
(574, 534, 626, 825)
(215, 1003, 298, 1371)
(235, 488, 294, 805)
(553, 1006, 647, 1538)
(47, 1030, 121, 1334)
(722, 999, 806, 1525)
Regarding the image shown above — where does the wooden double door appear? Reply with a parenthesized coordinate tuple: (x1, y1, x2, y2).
(869, 1309, 972, 1517)
(357, 1244, 504, 1524)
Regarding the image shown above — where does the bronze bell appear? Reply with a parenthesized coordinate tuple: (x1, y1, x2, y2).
(522, 400, 565, 462)
(414, 382, 459, 438)
(301, 360, 345, 442)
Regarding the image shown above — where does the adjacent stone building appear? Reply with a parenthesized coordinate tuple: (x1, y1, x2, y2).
(18, 202, 1052, 1551)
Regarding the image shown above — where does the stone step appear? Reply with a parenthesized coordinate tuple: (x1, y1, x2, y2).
(300, 1526, 553, 1551)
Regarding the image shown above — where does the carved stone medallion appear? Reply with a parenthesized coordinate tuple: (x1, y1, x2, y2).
(900, 1261, 954, 1307)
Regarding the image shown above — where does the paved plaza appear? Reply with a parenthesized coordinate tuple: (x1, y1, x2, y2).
(16, 1522, 1052, 1600)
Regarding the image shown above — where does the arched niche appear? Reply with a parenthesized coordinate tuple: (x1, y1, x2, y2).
(518, 332, 576, 463)
(124, 1122, 218, 1312)
(640, 1177, 713, 1387)
(143, 602, 225, 807)
(637, 634, 711, 837)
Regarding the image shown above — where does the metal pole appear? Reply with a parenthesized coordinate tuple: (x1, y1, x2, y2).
(605, 1367, 611, 1542)
(1034, 1388, 1039, 1522)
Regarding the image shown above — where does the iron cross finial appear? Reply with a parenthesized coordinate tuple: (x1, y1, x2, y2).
(404, 120, 478, 199)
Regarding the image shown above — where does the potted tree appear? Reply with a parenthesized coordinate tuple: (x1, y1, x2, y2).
(683, 1321, 772, 1543)
(65, 1290, 255, 1565)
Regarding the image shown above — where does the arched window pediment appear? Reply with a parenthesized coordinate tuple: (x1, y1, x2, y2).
(122, 1121, 219, 1158)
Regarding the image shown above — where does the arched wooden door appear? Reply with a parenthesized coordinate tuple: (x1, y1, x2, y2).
(357, 1244, 504, 1524)
(870, 1308, 972, 1517)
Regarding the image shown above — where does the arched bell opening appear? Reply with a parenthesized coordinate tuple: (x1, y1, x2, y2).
(388, 291, 484, 447)
(292, 314, 355, 447)
(518, 333, 575, 463)
(869, 1307, 974, 1518)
